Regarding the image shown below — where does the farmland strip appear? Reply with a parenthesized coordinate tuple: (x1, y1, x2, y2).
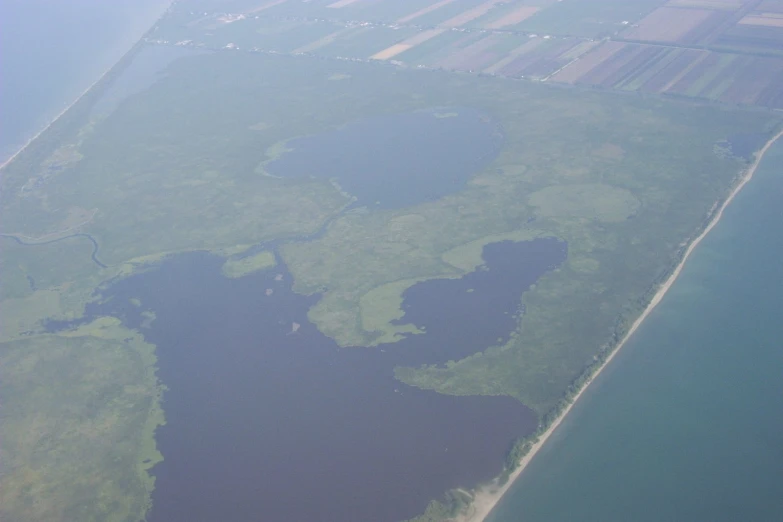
(397, 0, 458, 24)
(370, 28, 447, 60)
(327, 0, 365, 8)
(247, 0, 290, 13)
(440, 0, 506, 28)
(484, 6, 540, 29)
(549, 41, 627, 84)
(647, 49, 708, 92)
(435, 34, 502, 69)
(483, 38, 546, 75)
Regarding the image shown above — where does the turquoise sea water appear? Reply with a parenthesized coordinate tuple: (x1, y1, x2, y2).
(0, 0, 169, 160)
(489, 141, 783, 521)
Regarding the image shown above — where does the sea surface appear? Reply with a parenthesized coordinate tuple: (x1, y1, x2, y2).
(488, 141, 783, 521)
(0, 0, 170, 161)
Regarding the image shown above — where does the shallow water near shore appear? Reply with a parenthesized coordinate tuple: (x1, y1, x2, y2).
(488, 142, 783, 521)
(0, 0, 169, 161)
(82, 239, 565, 522)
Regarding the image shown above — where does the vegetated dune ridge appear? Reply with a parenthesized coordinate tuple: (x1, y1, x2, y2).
(459, 127, 783, 522)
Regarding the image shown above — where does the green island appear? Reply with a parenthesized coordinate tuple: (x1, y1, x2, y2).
(220, 250, 277, 278)
(2, 0, 783, 521)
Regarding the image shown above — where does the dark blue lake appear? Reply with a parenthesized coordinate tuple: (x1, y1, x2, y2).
(82, 238, 565, 522)
(265, 108, 503, 208)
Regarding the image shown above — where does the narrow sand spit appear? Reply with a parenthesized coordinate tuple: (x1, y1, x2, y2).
(0, 0, 174, 173)
(0, 64, 118, 173)
(459, 128, 783, 522)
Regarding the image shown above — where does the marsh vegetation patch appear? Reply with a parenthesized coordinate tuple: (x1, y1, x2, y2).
(528, 183, 640, 222)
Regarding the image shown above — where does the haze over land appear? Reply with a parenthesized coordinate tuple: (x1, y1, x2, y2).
(1, 1, 782, 521)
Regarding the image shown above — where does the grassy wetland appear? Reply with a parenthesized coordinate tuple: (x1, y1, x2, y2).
(1, 2, 782, 521)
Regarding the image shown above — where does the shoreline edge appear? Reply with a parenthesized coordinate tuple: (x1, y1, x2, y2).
(460, 127, 783, 522)
(0, 1, 173, 174)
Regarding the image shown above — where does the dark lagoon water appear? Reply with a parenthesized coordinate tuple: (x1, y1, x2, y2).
(488, 141, 783, 521)
(0, 0, 169, 161)
(266, 108, 502, 209)
(81, 239, 565, 522)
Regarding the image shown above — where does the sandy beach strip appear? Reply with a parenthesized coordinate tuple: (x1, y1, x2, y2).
(459, 127, 783, 522)
(0, 64, 116, 174)
(0, 2, 175, 174)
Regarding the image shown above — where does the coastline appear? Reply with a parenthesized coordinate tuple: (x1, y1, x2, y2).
(0, 67, 113, 172)
(0, 2, 173, 174)
(460, 127, 783, 522)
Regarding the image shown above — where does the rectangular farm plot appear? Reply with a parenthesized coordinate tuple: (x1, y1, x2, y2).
(439, 0, 508, 28)
(715, 56, 783, 105)
(714, 23, 783, 53)
(484, 6, 541, 29)
(312, 26, 422, 59)
(665, 0, 746, 9)
(549, 40, 627, 84)
(371, 43, 413, 60)
(584, 45, 670, 88)
(307, 0, 456, 23)
(513, 0, 668, 38)
(433, 33, 506, 71)
(739, 12, 783, 27)
(482, 36, 548, 74)
(758, 0, 783, 13)
(197, 17, 346, 53)
(293, 27, 356, 54)
(370, 28, 446, 60)
(638, 49, 710, 93)
(400, 0, 501, 28)
(616, 47, 700, 91)
(396, 0, 459, 23)
(387, 29, 471, 64)
(245, 0, 291, 13)
(403, 30, 490, 66)
(623, 7, 716, 42)
(491, 37, 597, 79)
(327, 0, 365, 8)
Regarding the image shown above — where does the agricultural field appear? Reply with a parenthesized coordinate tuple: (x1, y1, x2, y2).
(154, 0, 783, 110)
(617, 0, 783, 54)
(510, 0, 667, 37)
(714, 2, 783, 53)
(550, 40, 783, 108)
(622, 6, 733, 44)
